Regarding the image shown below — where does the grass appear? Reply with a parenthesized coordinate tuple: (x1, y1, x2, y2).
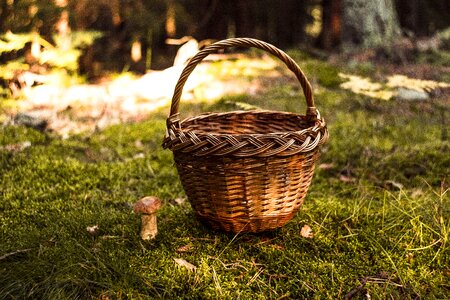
(1, 54, 449, 299)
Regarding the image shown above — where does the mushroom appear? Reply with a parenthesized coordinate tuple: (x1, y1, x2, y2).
(134, 196, 162, 240)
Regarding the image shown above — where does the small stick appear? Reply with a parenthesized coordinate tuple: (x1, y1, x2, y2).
(0, 248, 32, 261)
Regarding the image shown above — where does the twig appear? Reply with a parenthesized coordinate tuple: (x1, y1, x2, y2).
(0, 248, 32, 260)
(247, 267, 264, 286)
(345, 273, 404, 299)
(188, 237, 217, 241)
(345, 284, 365, 300)
(254, 237, 277, 246)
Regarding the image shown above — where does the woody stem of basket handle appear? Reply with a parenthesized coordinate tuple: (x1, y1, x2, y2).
(167, 38, 319, 129)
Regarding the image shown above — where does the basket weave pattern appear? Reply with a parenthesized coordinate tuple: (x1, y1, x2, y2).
(163, 38, 328, 233)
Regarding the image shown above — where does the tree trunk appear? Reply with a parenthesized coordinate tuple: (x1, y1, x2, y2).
(272, 0, 308, 47)
(341, 0, 401, 49)
(318, 0, 342, 50)
(55, 0, 71, 51)
(195, 0, 228, 40)
(165, 0, 176, 38)
(317, 0, 342, 50)
(0, 1, 11, 33)
(234, 0, 256, 38)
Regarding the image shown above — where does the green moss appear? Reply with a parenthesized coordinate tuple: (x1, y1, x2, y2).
(1, 57, 449, 299)
(286, 50, 345, 88)
(416, 50, 450, 68)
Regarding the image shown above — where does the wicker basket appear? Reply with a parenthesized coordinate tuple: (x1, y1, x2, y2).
(163, 38, 328, 233)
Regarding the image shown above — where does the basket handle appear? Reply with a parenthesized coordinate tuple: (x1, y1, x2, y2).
(167, 37, 318, 128)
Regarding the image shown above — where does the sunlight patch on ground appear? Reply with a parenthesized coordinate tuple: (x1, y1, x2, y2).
(10, 55, 279, 137)
(386, 74, 450, 92)
(339, 73, 394, 100)
(339, 73, 449, 100)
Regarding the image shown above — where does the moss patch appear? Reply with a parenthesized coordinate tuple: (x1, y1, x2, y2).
(1, 56, 449, 299)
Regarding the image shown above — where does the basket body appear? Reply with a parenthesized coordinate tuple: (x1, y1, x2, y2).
(174, 150, 319, 233)
(163, 38, 329, 233)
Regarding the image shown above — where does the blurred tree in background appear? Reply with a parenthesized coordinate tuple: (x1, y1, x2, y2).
(341, 0, 401, 49)
(0, 0, 449, 79)
(395, 0, 450, 37)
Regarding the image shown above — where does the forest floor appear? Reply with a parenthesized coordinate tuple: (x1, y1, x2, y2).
(0, 51, 449, 299)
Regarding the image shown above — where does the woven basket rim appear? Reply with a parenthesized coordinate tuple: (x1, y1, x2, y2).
(177, 110, 326, 138)
(163, 109, 328, 157)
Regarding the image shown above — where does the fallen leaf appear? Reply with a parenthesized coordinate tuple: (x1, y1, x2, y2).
(318, 163, 335, 170)
(134, 140, 144, 148)
(339, 175, 356, 183)
(1, 141, 32, 152)
(132, 153, 145, 159)
(175, 197, 186, 205)
(174, 258, 197, 271)
(86, 225, 99, 235)
(300, 225, 314, 238)
(176, 244, 192, 253)
(405, 252, 414, 263)
(384, 180, 404, 190)
(411, 189, 424, 199)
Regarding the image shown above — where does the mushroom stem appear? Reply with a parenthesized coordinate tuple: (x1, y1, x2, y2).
(134, 196, 161, 240)
(140, 214, 158, 240)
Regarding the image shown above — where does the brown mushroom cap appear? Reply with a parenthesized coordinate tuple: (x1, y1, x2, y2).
(134, 196, 162, 214)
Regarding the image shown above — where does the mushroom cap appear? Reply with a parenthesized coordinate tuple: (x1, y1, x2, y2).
(134, 196, 162, 214)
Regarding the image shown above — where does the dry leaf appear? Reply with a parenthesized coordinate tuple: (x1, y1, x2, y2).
(176, 244, 192, 253)
(174, 258, 197, 271)
(411, 189, 424, 199)
(384, 180, 404, 190)
(134, 139, 144, 148)
(405, 252, 414, 263)
(1, 141, 32, 152)
(132, 153, 145, 159)
(174, 197, 186, 205)
(318, 163, 335, 170)
(339, 175, 356, 183)
(86, 225, 99, 235)
(300, 225, 314, 238)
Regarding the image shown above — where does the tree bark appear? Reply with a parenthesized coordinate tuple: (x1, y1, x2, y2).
(318, 0, 341, 50)
(272, 0, 308, 47)
(0, 0, 12, 33)
(55, 0, 71, 51)
(341, 0, 401, 50)
(165, 0, 176, 38)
